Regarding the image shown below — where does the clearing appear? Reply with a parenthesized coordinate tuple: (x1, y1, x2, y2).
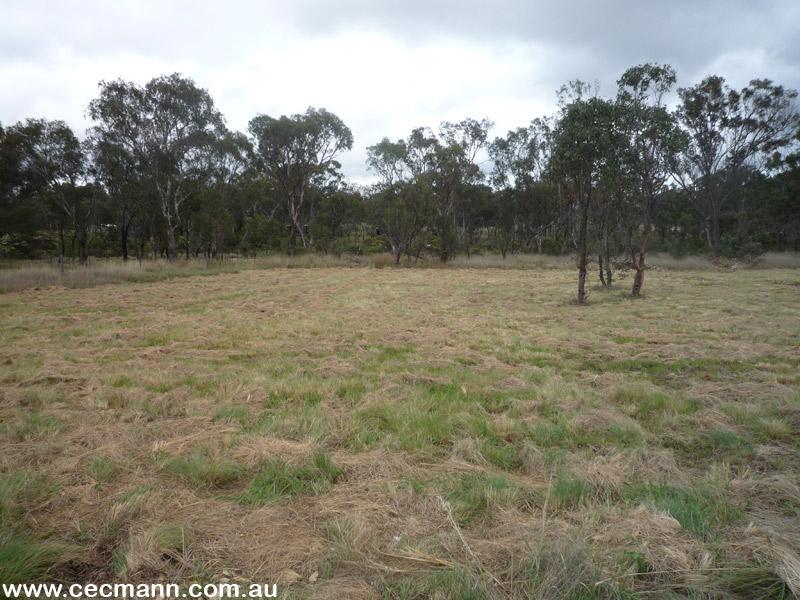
(1, 266, 799, 598)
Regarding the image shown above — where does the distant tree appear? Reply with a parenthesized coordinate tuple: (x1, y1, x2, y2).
(194, 130, 253, 258)
(8, 119, 92, 263)
(310, 184, 364, 255)
(489, 119, 555, 256)
(249, 108, 353, 253)
(427, 118, 492, 262)
(88, 74, 225, 259)
(89, 128, 143, 260)
(617, 63, 686, 296)
(675, 76, 799, 253)
(366, 137, 431, 263)
(366, 138, 412, 186)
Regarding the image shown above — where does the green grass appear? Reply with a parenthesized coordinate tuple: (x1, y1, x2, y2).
(380, 568, 490, 600)
(238, 451, 343, 505)
(0, 529, 69, 584)
(550, 471, 591, 510)
(111, 374, 135, 388)
(623, 482, 742, 537)
(256, 404, 336, 441)
(440, 472, 528, 526)
(88, 457, 120, 484)
(0, 472, 68, 583)
(0, 472, 58, 526)
(587, 357, 753, 385)
(2, 264, 800, 593)
(711, 566, 795, 600)
(612, 386, 700, 426)
(511, 540, 620, 600)
(14, 413, 61, 440)
(525, 418, 644, 450)
(213, 404, 250, 427)
(164, 449, 245, 489)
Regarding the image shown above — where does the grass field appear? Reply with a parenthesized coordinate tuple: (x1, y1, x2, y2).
(1, 265, 799, 598)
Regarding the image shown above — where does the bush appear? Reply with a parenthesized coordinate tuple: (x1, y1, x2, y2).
(718, 235, 764, 262)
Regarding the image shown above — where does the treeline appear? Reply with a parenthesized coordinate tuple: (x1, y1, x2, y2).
(1, 65, 798, 300)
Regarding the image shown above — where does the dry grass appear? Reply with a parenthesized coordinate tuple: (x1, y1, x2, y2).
(2, 251, 798, 294)
(1, 265, 799, 596)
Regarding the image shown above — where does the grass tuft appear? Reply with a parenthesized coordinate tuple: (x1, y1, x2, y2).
(164, 449, 245, 489)
(238, 451, 343, 505)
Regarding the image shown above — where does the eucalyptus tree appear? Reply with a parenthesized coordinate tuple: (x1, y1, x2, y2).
(429, 118, 493, 261)
(489, 119, 554, 256)
(7, 119, 93, 263)
(89, 127, 143, 260)
(617, 63, 686, 296)
(88, 74, 225, 259)
(550, 97, 621, 304)
(0, 122, 30, 238)
(191, 130, 253, 258)
(366, 137, 431, 263)
(674, 76, 799, 253)
(249, 107, 353, 253)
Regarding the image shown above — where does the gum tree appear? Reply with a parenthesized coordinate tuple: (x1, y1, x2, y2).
(675, 76, 799, 253)
(8, 119, 92, 264)
(550, 97, 620, 304)
(88, 74, 225, 259)
(617, 63, 686, 296)
(249, 108, 353, 253)
(366, 138, 431, 264)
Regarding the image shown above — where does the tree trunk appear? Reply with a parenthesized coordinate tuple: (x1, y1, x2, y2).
(121, 223, 129, 261)
(578, 252, 588, 305)
(577, 189, 590, 305)
(166, 227, 178, 261)
(599, 254, 606, 286)
(77, 229, 88, 266)
(631, 195, 652, 297)
(631, 251, 645, 297)
(59, 224, 66, 273)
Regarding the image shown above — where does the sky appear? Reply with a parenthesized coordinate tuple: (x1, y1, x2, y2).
(1, 0, 799, 184)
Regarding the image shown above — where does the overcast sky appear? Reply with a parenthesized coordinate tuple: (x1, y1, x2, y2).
(2, 0, 799, 184)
